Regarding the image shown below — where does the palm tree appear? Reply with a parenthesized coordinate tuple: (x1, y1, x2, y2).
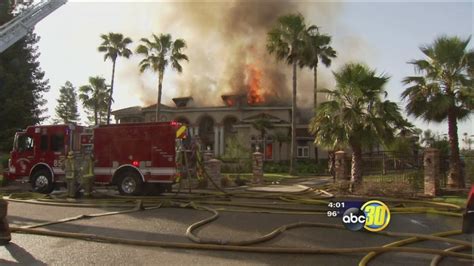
(300, 26, 336, 162)
(301, 26, 337, 111)
(267, 13, 307, 175)
(136, 34, 188, 121)
(79, 76, 109, 126)
(251, 117, 274, 140)
(98, 32, 133, 125)
(251, 117, 274, 155)
(402, 36, 474, 188)
(309, 63, 409, 185)
(273, 131, 291, 161)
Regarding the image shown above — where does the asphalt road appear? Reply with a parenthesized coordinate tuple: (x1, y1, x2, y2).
(0, 186, 473, 265)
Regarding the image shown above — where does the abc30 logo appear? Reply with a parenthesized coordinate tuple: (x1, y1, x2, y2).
(342, 200, 391, 232)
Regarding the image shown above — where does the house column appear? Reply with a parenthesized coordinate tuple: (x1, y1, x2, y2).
(194, 127, 199, 136)
(219, 126, 224, 155)
(213, 126, 219, 156)
(424, 148, 440, 197)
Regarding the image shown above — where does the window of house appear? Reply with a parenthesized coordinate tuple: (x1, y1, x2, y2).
(265, 143, 273, 160)
(297, 146, 309, 158)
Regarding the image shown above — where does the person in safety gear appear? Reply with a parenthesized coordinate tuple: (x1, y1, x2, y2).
(64, 151, 79, 198)
(189, 136, 204, 182)
(80, 153, 95, 197)
(0, 164, 10, 244)
(175, 140, 185, 183)
(0, 199, 11, 245)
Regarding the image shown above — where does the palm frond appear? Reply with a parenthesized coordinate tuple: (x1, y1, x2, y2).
(403, 35, 473, 123)
(136, 44, 149, 55)
(136, 33, 188, 76)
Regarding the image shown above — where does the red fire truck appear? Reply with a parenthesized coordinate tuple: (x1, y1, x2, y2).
(7, 122, 187, 195)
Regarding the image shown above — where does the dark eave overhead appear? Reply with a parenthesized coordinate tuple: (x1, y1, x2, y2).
(172, 97, 194, 108)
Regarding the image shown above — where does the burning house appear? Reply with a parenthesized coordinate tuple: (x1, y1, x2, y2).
(107, 0, 341, 162)
(112, 51, 328, 161)
(112, 93, 326, 161)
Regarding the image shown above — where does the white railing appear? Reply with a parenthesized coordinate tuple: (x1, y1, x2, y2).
(0, 0, 67, 53)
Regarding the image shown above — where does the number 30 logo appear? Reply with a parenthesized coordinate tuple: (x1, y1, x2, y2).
(361, 200, 391, 232)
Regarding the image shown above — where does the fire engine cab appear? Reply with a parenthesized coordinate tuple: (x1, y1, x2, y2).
(7, 122, 187, 195)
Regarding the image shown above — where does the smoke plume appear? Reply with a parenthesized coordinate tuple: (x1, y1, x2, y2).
(119, 1, 351, 108)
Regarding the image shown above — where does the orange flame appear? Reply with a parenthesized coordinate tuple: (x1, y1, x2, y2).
(246, 64, 264, 104)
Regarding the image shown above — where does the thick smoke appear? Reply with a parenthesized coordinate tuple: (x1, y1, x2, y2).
(120, 1, 346, 108)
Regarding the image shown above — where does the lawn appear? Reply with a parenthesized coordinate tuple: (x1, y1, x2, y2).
(433, 196, 467, 207)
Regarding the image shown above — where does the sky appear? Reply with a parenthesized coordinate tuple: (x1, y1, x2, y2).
(30, 0, 473, 147)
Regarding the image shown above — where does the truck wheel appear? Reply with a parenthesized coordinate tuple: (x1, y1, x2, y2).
(31, 169, 54, 194)
(117, 171, 143, 196)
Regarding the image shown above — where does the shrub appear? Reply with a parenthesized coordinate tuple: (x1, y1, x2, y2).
(221, 159, 252, 173)
(357, 179, 416, 197)
(220, 176, 231, 187)
(197, 179, 208, 189)
(404, 170, 424, 190)
(0, 154, 9, 169)
(261, 160, 328, 175)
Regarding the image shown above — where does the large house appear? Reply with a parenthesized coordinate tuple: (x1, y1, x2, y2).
(112, 94, 327, 161)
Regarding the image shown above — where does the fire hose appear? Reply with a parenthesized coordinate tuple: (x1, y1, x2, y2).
(2, 192, 473, 265)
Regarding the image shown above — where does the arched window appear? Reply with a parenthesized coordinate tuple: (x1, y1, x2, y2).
(223, 116, 238, 135)
(198, 115, 215, 150)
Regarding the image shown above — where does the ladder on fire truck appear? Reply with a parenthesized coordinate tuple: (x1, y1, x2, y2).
(0, 0, 67, 53)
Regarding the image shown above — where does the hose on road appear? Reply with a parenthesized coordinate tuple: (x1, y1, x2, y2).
(3, 190, 473, 265)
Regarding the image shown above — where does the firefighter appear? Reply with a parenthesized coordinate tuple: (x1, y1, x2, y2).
(175, 143, 184, 184)
(64, 151, 78, 198)
(80, 153, 95, 197)
(193, 139, 205, 182)
(0, 199, 11, 245)
(0, 154, 9, 241)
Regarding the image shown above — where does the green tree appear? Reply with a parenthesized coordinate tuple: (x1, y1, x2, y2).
(309, 63, 409, 185)
(301, 26, 337, 111)
(222, 134, 251, 161)
(222, 134, 251, 178)
(54, 81, 79, 124)
(300, 26, 336, 162)
(267, 13, 307, 175)
(136, 34, 188, 121)
(251, 117, 274, 157)
(98, 32, 132, 125)
(251, 117, 274, 140)
(420, 129, 436, 148)
(432, 137, 450, 158)
(387, 137, 413, 156)
(273, 130, 291, 161)
(402, 35, 474, 188)
(79, 76, 109, 126)
(0, 1, 50, 151)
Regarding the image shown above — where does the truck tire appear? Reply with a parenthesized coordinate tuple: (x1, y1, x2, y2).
(117, 170, 143, 196)
(31, 169, 54, 194)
